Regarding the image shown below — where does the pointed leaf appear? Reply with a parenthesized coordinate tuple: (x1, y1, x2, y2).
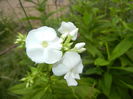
(110, 37, 133, 61)
(95, 58, 110, 66)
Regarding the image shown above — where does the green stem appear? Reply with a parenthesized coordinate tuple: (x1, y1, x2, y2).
(48, 64, 54, 94)
(62, 35, 72, 51)
(65, 35, 72, 44)
(105, 42, 111, 72)
(105, 42, 110, 61)
(18, 0, 32, 29)
(48, 64, 53, 73)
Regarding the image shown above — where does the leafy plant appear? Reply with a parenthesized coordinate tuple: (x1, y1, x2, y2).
(22, 0, 64, 27)
(0, 15, 16, 51)
(0, 10, 30, 99)
(6, 0, 133, 99)
(66, 0, 133, 98)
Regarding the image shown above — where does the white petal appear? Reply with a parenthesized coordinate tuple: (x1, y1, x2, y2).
(26, 26, 58, 49)
(73, 73, 80, 79)
(65, 78, 78, 86)
(26, 29, 42, 49)
(52, 62, 70, 76)
(62, 51, 82, 69)
(52, 51, 82, 76)
(64, 72, 78, 86)
(58, 21, 77, 34)
(43, 48, 62, 64)
(48, 38, 62, 50)
(69, 28, 78, 40)
(37, 26, 58, 41)
(75, 42, 85, 49)
(72, 62, 84, 74)
(26, 47, 46, 63)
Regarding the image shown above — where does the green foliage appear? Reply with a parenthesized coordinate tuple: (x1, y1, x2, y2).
(0, 49, 34, 99)
(0, 16, 17, 51)
(15, 33, 26, 48)
(22, 0, 64, 27)
(66, 0, 133, 98)
(9, 65, 98, 99)
(110, 37, 133, 61)
(1, 0, 133, 99)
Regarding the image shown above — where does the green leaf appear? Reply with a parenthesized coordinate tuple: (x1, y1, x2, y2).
(126, 49, 133, 62)
(83, 11, 93, 25)
(9, 83, 33, 95)
(73, 78, 100, 99)
(85, 67, 103, 75)
(119, 56, 132, 67)
(111, 67, 133, 73)
(95, 58, 110, 66)
(109, 86, 131, 99)
(110, 37, 133, 61)
(104, 72, 112, 96)
(86, 44, 101, 57)
(119, 80, 133, 90)
(109, 89, 121, 99)
(32, 87, 49, 99)
(99, 72, 112, 97)
(21, 16, 40, 21)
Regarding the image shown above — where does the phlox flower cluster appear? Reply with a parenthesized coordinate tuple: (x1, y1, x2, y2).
(25, 21, 86, 86)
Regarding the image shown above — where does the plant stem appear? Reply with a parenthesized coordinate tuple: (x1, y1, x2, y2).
(105, 42, 110, 61)
(105, 42, 111, 72)
(65, 35, 72, 44)
(18, 0, 32, 29)
(48, 64, 54, 94)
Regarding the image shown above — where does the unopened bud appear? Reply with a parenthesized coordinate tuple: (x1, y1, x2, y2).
(78, 48, 86, 53)
(75, 42, 85, 49)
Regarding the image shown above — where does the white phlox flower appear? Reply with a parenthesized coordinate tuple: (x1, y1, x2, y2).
(24, 22, 85, 87)
(26, 26, 62, 64)
(52, 51, 83, 86)
(58, 21, 78, 40)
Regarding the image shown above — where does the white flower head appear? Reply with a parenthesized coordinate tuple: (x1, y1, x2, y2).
(58, 21, 78, 40)
(26, 26, 62, 64)
(52, 51, 83, 86)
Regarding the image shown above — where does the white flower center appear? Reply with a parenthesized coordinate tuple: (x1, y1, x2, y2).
(41, 41, 48, 48)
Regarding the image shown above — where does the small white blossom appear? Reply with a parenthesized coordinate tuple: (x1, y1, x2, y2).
(58, 21, 78, 40)
(52, 51, 83, 86)
(26, 26, 62, 64)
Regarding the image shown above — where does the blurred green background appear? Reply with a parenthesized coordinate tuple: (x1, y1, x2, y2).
(0, 0, 133, 99)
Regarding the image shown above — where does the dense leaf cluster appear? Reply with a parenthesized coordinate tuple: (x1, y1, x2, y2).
(67, 0, 133, 98)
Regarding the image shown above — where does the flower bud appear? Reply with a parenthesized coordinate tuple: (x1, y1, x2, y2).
(15, 33, 26, 48)
(78, 48, 86, 53)
(75, 42, 85, 49)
